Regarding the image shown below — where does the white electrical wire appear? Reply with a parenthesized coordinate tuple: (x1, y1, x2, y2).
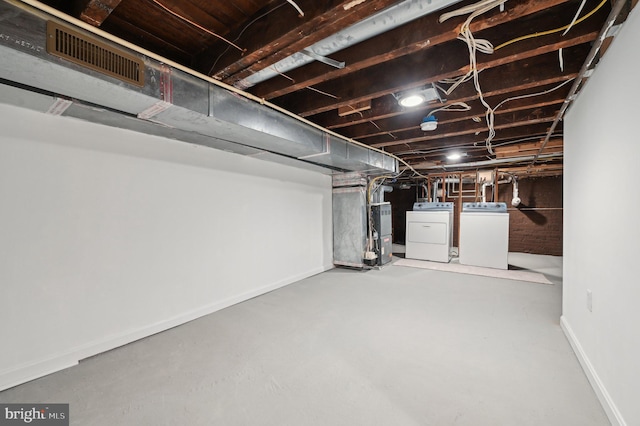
(483, 78, 575, 149)
(562, 0, 587, 35)
(439, 0, 504, 21)
(210, 2, 287, 74)
(436, 71, 480, 96)
(559, 47, 564, 71)
(286, 0, 304, 17)
(490, 77, 575, 112)
(439, 0, 508, 155)
(427, 101, 472, 117)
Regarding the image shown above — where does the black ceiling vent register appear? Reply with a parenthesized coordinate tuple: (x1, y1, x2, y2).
(46, 21, 144, 87)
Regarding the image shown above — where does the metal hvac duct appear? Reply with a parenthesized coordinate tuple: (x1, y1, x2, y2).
(237, 0, 464, 88)
(0, 0, 398, 175)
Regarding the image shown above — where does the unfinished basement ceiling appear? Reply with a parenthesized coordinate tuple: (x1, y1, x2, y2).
(22, 0, 637, 177)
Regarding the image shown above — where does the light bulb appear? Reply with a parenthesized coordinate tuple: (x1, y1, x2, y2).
(399, 94, 425, 107)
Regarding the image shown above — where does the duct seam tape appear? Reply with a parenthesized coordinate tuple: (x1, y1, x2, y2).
(46, 98, 73, 116)
(138, 101, 172, 120)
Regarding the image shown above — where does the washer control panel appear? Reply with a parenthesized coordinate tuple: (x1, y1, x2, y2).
(462, 202, 508, 213)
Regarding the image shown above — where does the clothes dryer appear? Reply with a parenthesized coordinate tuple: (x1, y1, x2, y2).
(405, 202, 454, 263)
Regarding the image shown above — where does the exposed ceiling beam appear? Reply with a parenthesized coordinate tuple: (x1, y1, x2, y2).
(194, 0, 401, 79)
(315, 79, 572, 130)
(495, 163, 565, 178)
(340, 90, 569, 140)
(75, 0, 123, 27)
(103, 14, 193, 63)
(145, 0, 230, 37)
(250, 0, 573, 100)
(387, 122, 559, 155)
(369, 105, 560, 148)
(276, 35, 594, 117)
(494, 138, 563, 158)
(401, 137, 564, 163)
(409, 152, 563, 170)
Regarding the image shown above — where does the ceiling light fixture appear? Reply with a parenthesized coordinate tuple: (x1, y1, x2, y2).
(395, 85, 442, 108)
(420, 101, 471, 132)
(399, 94, 426, 107)
(420, 115, 438, 131)
(446, 152, 466, 161)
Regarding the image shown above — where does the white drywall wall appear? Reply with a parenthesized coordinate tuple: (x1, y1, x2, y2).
(0, 103, 333, 391)
(563, 6, 640, 426)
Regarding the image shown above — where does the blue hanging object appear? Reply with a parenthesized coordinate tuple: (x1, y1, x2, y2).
(420, 115, 438, 131)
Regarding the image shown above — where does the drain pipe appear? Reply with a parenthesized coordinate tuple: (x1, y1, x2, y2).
(481, 177, 512, 203)
(481, 182, 490, 203)
(431, 177, 462, 201)
(433, 180, 439, 202)
(511, 178, 521, 207)
(421, 183, 429, 201)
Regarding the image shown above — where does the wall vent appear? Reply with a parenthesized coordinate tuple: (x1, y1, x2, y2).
(46, 21, 144, 87)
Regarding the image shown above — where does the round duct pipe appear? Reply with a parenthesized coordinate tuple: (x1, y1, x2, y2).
(374, 185, 394, 204)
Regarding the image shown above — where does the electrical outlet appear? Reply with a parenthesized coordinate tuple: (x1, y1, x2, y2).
(587, 289, 593, 312)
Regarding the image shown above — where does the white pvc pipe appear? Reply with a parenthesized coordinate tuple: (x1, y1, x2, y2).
(481, 178, 510, 203)
(511, 179, 521, 206)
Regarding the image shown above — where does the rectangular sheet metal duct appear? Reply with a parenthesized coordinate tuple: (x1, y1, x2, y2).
(0, 0, 397, 175)
(237, 0, 463, 88)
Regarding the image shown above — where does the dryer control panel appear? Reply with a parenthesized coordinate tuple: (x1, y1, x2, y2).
(413, 202, 454, 211)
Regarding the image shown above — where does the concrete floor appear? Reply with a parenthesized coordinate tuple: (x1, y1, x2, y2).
(0, 253, 608, 426)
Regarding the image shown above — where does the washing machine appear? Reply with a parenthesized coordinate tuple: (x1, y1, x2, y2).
(459, 202, 509, 270)
(405, 202, 454, 263)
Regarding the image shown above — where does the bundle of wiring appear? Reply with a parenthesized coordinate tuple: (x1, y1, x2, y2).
(426, 101, 472, 117)
(436, 73, 477, 96)
(493, 0, 608, 51)
(484, 78, 576, 150)
(439, 0, 509, 155)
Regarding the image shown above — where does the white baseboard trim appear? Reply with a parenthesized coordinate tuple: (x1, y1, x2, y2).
(561, 316, 626, 426)
(1, 266, 331, 392)
(0, 356, 78, 393)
